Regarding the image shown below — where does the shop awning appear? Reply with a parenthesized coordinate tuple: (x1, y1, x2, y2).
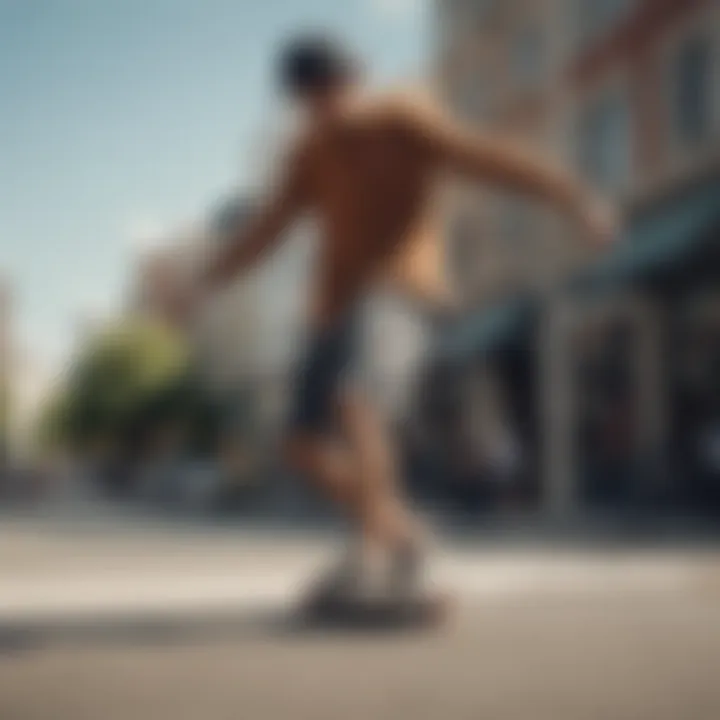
(574, 180, 720, 295)
(430, 181, 720, 363)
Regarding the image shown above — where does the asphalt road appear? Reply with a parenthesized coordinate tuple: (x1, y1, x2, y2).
(2, 505, 720, 720)
(2, 591, 720, 720)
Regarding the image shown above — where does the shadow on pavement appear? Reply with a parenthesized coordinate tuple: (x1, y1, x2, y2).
(0, 603, 445, 655)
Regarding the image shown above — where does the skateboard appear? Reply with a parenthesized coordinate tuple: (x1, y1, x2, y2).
(299, 588, 454, 630)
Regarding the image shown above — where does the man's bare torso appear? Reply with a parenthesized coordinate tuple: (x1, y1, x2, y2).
(295, 97, 450, 327)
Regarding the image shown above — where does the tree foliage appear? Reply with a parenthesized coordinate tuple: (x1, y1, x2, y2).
(39, 320, 220, 455)
(0, 380, 9, 458)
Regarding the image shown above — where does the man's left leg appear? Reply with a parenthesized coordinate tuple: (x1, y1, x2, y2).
(337, 388, 427, 592)
(283, 311, 415, 598)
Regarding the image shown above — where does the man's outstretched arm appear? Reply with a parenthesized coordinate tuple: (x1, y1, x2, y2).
(403, 103, 616, 243)
(201, 147, 309, 291)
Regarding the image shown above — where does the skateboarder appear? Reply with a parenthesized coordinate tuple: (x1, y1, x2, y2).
(182, 34, 616, 601)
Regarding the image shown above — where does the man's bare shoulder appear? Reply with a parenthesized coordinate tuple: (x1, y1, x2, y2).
(282, 123, 311, 157)
(349, 89, 443, 130)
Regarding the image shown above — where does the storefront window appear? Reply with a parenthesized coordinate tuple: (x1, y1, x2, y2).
(672, 34, 713, 147)
(578, 89, 632, 194)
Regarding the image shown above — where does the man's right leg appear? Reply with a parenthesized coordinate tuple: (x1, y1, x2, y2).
(283, 428, 416, 554)
(337, 389, 426, 552)
(336, 389, 428, 596)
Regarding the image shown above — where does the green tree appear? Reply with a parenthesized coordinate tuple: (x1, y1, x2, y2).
(38, 319, 218, 455)
(0, 379, 9, 463)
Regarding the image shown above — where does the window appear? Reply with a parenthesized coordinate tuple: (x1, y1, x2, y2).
(462, 0, 498, 26)
(512, 26, 545, 89)
(578, 0, 632, 48)
(673, 34, 713, 146)
(450, 212, 486, 294)
(501, 199, 533, 251)
(579, 91, 632, 193)
(451, 214, 477, 273)
(442, 0, 497, 40)
(455, 72, 487, 122)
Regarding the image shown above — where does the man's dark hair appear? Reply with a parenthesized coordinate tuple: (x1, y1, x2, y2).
(278, 34, 358, 96)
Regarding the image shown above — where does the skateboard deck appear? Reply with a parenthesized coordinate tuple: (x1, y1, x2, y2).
(298, 590, 453, 630)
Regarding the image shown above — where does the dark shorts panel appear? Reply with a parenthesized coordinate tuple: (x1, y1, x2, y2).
(288, 310, 361, 433)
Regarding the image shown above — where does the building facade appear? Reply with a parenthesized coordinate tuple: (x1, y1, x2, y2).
(435, 0, 720, 514)
(203, 195, 315, 434)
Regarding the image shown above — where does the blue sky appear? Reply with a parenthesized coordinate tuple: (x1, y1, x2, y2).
(0, 0, 427, 367)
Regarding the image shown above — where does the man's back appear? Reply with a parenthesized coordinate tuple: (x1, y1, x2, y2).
(296, 95, 448, 324)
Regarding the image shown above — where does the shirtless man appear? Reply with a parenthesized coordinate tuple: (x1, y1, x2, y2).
(186, 35, 616, 598)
